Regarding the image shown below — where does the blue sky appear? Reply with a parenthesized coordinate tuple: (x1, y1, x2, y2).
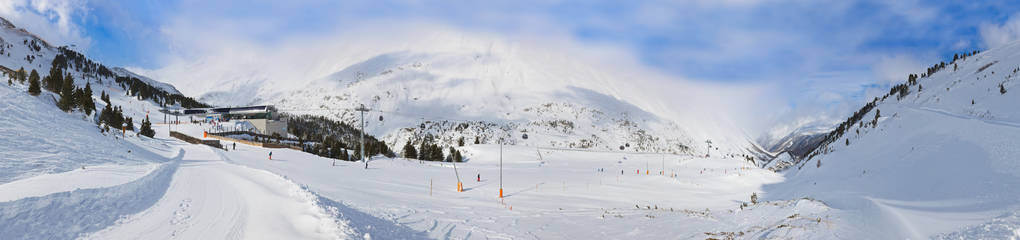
(3, 0, 1020, 132)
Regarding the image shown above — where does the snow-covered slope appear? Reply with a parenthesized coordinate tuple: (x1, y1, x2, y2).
(757, 123, 831, 166)
(111, 67, 181, 95)
(0, 17, 58, 77)
(0, 16, 194, 109)
(0, 84, 163, 183)
(0, 17, 355, 238)
(766, 41, 1020, 238)
(0, 15, 180, 182)
(0, 82, 353, 239)
(151, 30, 762, 158)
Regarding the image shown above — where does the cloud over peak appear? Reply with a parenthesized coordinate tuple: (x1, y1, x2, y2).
(0, 0, 90, 50)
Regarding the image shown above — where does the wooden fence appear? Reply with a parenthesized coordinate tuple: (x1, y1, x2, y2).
(170, 131, 223, 149)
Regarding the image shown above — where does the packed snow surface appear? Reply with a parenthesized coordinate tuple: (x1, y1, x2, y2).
(167, 123, 840, 239)
(83, 142, 350, 240)
(768, 41, 1020, 239)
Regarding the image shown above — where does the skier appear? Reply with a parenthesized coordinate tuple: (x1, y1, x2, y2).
(269, 151, 273, 160)
(477, 173, 481, 182)
(233, 142, 236, 150)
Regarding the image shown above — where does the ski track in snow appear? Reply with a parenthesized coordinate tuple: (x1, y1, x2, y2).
(911, 106, 1020, 129)
(84, 143, 351, 240)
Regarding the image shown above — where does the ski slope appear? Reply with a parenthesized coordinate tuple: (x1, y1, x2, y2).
(167, 123, 840, 239)
(83, 142, 350, 240)
(767, 41, 1020, 239)
(1, 57, 355, 238)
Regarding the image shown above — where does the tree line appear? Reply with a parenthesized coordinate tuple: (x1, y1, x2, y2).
(287, 114, 395, 161)
(806, 49, 983, 161)
(401, 134, 464, 162)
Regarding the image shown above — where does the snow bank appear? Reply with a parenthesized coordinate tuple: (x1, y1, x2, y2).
(0, 85, 165, 184)
(0, 150, 181, 239)
(0, 164, 158, 202)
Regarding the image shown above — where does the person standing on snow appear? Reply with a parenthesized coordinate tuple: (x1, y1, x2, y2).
(233, 142, 236, 150)
(269, 151, 273, 160)
(477, 173, 481, 182)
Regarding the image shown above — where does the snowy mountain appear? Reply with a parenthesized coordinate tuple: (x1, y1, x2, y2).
(0, 16, 196, 109)
(757, 123, 831, 165)
(5, 12, 1020, 238)
(151, 33, 766, 158)
(0, 18, 829, 238)
(765, 41, 1020, 238)
(111, 67, 181, 95)
(0, 16, 202, 181)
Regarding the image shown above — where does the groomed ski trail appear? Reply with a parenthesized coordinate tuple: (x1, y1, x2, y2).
(909, 106, 1020, 129)
(84, 143, 352, 240)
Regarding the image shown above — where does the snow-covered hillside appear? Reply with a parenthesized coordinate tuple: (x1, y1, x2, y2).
(0, 17, 357, 239)
(0, 17, 197, 110)
(0, 16, 182, 183)
(766, 41, 1020, 238)
(756, 123, 831, 166)
(111, 67, 181, 95)
(151, 31, 763, 158)
(0, 82, 354, 239)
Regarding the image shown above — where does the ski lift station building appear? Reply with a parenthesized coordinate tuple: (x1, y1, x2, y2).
(183, 105, 288, 136)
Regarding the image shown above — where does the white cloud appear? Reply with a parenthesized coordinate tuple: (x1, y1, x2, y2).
(873, 55, 923, 85)
(878, 0, 937, 24)
(114, 0, 967, 140)
(980, 13, 1020, 49)
(952, 39, 970, 50)
(140, 13, 781, 141)
(0, 0, 91, 49)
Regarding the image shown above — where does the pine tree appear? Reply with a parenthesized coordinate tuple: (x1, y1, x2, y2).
(75, 88, 85, 108)
(99, 104, 116, 127)
(403, 140, 418, 159)
(82, 82, 95, 115)
(458, 137, 465, 147)
(124, 117, 134, 131)
(447, 147, 456, 162)
(453, 148, 463, 162)
(57, 74, 75, 112)
(419, 141, 429, 161)
(872, 109, 880, 127)
(100, 90, 110, 105)
(27, 70, 40, 95)
(140, 116, 155, 137)
(44, 66, 63, 93)
(16, 67, 25, 84)
(474, 136, 480, 144)
(432, 143, 443, 161)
